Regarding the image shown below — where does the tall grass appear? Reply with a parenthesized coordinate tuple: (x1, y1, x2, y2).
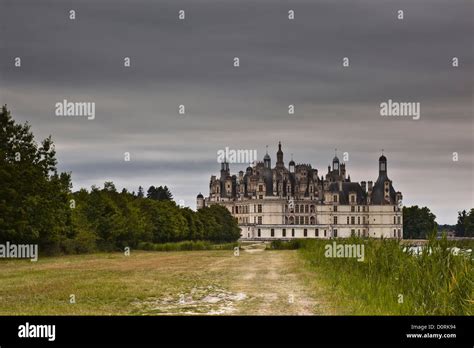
(298, 235, 473, 315)
(137, 240, 238, 252)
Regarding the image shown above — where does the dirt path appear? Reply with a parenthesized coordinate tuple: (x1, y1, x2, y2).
(206, 243, 332, 315)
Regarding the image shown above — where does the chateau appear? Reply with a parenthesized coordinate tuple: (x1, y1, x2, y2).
(197, 143, 403, 240)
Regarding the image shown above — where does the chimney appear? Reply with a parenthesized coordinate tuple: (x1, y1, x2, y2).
(361, 181, 366, 192)
(368, 181, 373, 192)
(338, 181, 343, 191)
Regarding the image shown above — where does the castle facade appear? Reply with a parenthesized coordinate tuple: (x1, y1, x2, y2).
(197, 143, 403, 240)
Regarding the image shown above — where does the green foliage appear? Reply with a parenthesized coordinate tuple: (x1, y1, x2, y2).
(299, 235, 473, 315)
(403, 205, 437, 239)
(137, 240, 238, 252)
(146, 185, 173, 201)
(0, 105, 72, 254)
(268, 239, 303, 250)
(456, 209, 474, 237)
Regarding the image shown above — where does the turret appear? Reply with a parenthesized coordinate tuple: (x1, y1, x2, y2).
(264, 146, 271, 169)
(196, 193, 204, 210)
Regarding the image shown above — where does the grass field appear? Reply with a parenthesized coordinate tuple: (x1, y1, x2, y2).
(0, 246, 336, 315)
(1, 239, 471, 315)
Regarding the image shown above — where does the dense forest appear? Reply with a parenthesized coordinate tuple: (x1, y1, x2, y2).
(0, 106, 240, 255)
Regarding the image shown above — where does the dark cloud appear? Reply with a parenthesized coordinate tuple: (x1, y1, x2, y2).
(1, 0, 472, 223)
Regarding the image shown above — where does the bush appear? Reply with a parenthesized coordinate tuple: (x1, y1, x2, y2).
(136, 240, 238, 252)
(268, 239, 305, 250)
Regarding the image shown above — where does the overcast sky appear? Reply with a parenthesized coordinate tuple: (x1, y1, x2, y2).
(1, 0, 472, 224)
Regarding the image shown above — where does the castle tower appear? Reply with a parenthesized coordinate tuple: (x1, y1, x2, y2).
(196, 193, 204, 210)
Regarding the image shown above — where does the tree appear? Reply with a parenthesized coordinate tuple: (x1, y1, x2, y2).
(0, 105, 72, 253)
(456, 209, 474, 237)
(147, 185, 173, 201)
(402, 205, 437, 239)
(455, 210, 467, 236)
(137, 186, 144, 198)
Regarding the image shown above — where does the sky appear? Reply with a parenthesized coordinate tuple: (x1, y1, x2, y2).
(1, 0, 473, 224)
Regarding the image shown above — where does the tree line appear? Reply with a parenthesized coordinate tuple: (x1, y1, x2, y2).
(0, 106, 240, 255)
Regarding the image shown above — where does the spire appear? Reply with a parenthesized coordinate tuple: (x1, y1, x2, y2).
(379, 150, 387, 174)
(276, 141, 284, 166)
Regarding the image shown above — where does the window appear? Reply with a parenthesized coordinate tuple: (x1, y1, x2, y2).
(304, 229, 307, 237)
(333, 195, 338, 203)
(315, 229, 319, 237)
(358, 217, 360, 225)
(333, 216, 338, 224)
(282, 229, 286, 237)
(350, 195, 355, 203)
(304, 216, 308, 225)
(292, 229, 295, 237)
(351, 206, 355, 212)
(397, 216, 401, 224)
(258, 204, 262, 213)
(295, 205, 299, 213)
(351, 216, 355, 224)
(305, 205, 309, 213)
(333, 229, 338, 237)
(259, 185, 263, 192)
(347, 216, 349, 224)
(324, 230, 327, 237)
(333, 205, 338, 212)
(271, 229, 275, 237)
(351, 229, 355, 236)
(258, 216, 262, 224)
(258, 229, 261, 237)
(394, 229, 396, 237)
